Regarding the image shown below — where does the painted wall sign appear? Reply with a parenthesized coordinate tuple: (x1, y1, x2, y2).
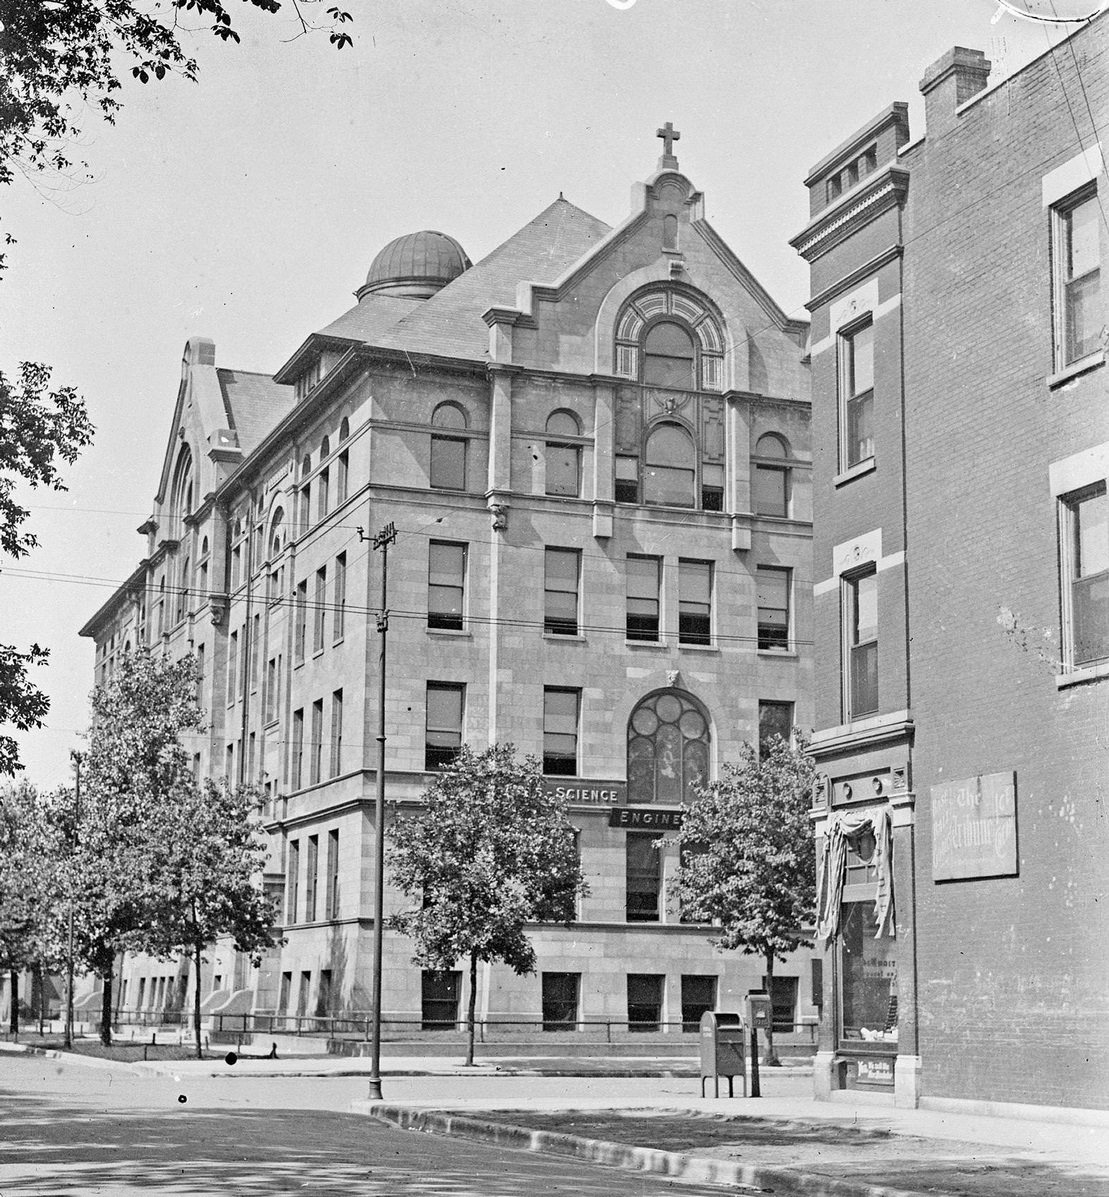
(931, 771, 1018, 881)
(544, 780, 626, 807)
(609, 806, 684, 830)
(857, 1057, 894, 1085)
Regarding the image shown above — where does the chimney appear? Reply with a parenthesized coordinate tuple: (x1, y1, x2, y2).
(920, 47, 991, 136)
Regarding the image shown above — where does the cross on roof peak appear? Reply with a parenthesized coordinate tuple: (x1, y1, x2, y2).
(656, 121, 680, 169)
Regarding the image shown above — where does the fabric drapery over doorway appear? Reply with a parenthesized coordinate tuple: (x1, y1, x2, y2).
(815, 806, 894, 940)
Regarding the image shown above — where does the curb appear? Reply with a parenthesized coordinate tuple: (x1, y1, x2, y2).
(0, 1041, 146, 1076)
(355, 1102, 936, 1197)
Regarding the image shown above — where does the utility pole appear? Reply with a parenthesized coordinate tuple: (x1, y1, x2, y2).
(367, 521, 396, 1102)
(64, 750, 84, 1050)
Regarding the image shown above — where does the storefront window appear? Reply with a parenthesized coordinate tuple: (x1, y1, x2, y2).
(839, 900, 898, 1047)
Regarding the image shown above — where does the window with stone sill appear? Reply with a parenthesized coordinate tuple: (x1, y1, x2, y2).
(430, 402, 468, 491)
(1053, 185, 1102, 370)
(1060, 483, 1109, 670)
(545, 410, 582, 498)
(753, 433, 792, 518)
(839, 320, 874, 472)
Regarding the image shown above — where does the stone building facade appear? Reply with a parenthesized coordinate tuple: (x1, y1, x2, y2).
(81, 138, 817, 1039)
(793, 26, 1108, 1111)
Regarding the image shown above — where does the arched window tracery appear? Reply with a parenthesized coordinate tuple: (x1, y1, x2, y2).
(626, 689, 711, 806)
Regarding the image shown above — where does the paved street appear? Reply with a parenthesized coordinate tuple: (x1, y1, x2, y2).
(0, 1055, 735, 1196)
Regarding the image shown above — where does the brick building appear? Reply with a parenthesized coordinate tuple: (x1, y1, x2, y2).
(80, 135, 818, 1040)
(793, 25, 1108, 1111)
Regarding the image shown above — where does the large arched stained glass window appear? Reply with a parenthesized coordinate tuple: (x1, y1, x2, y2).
(627, 689, 711, 805)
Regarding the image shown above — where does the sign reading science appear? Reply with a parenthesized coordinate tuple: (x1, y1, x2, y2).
(544, 780, 627, 807)
(931, 771, 1018, 881)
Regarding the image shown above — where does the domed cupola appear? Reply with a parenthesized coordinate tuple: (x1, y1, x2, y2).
(357, 230, 471, 300)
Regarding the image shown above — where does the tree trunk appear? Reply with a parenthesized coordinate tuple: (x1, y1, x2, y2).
(465, 951, 478, 1068)
(37, 961, 46, 1035)
(193, 940, 204, 1060)
(8, 969, 18, 1035)
(764, 948, 780, 1066)
(99, 961, 112, 1046)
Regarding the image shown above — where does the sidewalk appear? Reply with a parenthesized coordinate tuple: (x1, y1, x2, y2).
(352, 1080, 1109, 1197)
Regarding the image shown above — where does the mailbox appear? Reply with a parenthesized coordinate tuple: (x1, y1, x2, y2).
(699, 1010, 747, 1098)
(745, 990, 773, 1031)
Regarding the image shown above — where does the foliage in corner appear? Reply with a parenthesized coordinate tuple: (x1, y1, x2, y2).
(671, 733, 816, 1063)
(388, 743, 586, 1064)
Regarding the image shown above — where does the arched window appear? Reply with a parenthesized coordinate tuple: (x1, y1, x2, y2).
(175, 556, 190, 623)
(339, 417, 350, 442)
(299, 455, 312, 531)
(627, 689, 711, 806)
(321, 435, 330, 459)
(545, 410, 581, 498)
(643, 320, 695, 389)
(643, 422, 696, 507)
(270, 507, 285, 558)
(430, 403, 468, 490)
(753, 433, 791, 518)
(169, 445, 194, 539)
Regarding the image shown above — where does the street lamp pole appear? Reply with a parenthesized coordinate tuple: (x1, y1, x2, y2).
(367, 521, 396, 1102)
(64, 750, 84, 1050)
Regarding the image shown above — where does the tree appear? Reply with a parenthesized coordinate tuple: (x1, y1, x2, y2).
(0, 364, 94, 775)
(0, 780, 65, 1031)
(671, 735, 816, 1065)
(388, 745, 586, 1066)
(142, 777, 279, 1059)
(76, 648, 205, 1044)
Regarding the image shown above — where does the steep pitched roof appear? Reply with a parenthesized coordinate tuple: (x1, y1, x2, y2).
(217, 368, 295, 456)
(315, 198, 612, 362)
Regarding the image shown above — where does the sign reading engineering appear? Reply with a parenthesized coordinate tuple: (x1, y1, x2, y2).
(609, 807, 684, 831)
(931, 771, 1018, 881)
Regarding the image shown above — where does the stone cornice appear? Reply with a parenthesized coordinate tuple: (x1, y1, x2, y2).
(791, 167, 910, 263)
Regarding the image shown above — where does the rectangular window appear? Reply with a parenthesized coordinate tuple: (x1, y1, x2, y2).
(627, 973, 664, 1032)
(615, 454, 639, 504)
(421, 969, 461, 1030)
(754, 464, 789, 517)
(251, 614, 261, 690)
(840, 321, 874, 468)
(336, 450, 349, 505)
(313, 567, 327, 654)
(756, 566, 790, 651)
(265, 655, 280, 724)
(544, 547, 580, 635)
(330, 689, 343, 777)
(325, 829, 340, 920)
(247, 731, 256, 779)
(541, 972, 580, 1031)
(846, 570, 878, 717)
(296, 971, 311, 1017)
(298, 483, 310, 534)
(286, 839, 300, 924)
(291, 707, 304, 789)
(1055, 187, 1101, 367)
(333, 553, 347, 642)
(678, 559, 712, 646)
(1062, 484, 1109, 667)
(626, 555, 661, 642)
(543, 687, 579, 776)
(428, 541, 466, 631)
(701, 463, 724, 512)
(430, 436, 466, 490)
(425, 682, 464, 770)
(546, 442, 581, 497)
(294, 580, 307, 664)
(227, 630, 238, 705)
(316, 968, 333, 1017)
(195, 643, 205, 704)
(626, 832, 661, 922)
(278, 972, 292, 1014)
(758, 700, 794, 757)
(310, 699, 323, 785)
(681, 975, 717, 1032)
(317, 467, 330, 522)
(839, 901, 898, 1048)
(763, 974, 799, 1033)
(226, 741, 234, 778)
(305, 834, 319, 922)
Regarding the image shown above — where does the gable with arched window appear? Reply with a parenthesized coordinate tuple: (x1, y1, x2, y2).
(612, 286, 727, 511)
(627, 689, 711, 806)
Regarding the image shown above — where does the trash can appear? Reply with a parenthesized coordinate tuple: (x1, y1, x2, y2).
(699, 1010, 747, 1098)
